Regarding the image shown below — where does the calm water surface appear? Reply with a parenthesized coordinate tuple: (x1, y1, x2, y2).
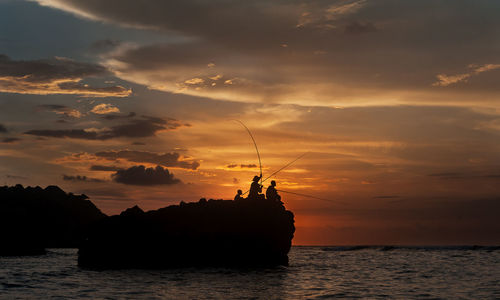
(1, 246, 499, 299)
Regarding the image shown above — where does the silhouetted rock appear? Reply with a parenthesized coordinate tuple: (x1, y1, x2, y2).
(0, 185, 106, 256)
(78, 198, 295, 269)
(119, 205, 144, 217)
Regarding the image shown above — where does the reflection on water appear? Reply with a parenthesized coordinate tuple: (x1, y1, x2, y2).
(1, 247, 500, 299)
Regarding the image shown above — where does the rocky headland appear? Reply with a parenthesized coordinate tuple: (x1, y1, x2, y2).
(78, 198, 295, 269)
(0, 184, 295, 269)
(0, 185, 106, 256)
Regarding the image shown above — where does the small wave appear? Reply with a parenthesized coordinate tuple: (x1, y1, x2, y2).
(320, 245, 500, 252)
(380, 246, 395, 251)
(406, 246, 500, 251)
(2, 282, 33, 289)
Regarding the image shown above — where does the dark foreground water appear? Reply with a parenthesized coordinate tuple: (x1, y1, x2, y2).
(1, 246, 500, 299)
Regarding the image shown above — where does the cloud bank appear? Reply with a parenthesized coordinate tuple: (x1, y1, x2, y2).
(30, 0, 500, 106)
(0, 54, 131, 97)
(95, 150, 200, 170)
(24, 116, 186, 140)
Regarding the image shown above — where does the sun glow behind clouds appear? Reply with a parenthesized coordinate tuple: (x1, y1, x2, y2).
(1, 0, 500, 245)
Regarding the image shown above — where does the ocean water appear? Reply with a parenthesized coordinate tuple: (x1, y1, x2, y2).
(1, 246, 499, 299)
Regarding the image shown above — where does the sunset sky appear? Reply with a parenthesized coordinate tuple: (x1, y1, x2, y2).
(1, 0, 500, 245)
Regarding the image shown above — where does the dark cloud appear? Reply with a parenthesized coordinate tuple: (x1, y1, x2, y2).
(240, 164, 258, 168)
(112, 165, 181, 186)
(226, 164, 258, 169)
(1, 137, 21, 143)
(101, 112, 136, 120)
(32, 0, 298, 47)
(24, 116, 185, 140)
(105, 116, 175, 138)
(0, 54, 131, 97)
(0, 124, 7, 133)
(373, 195, 400, 199)
(62, 174, 104, 182)
(90, 165, 124, 172)
(0, 54, 106, 81)
(95, 150, 200, 170)
(131, 142, 146, 145)
(25, 129, 100, 140)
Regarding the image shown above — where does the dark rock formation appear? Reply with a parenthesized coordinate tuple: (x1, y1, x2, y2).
(78, 198, 295, 269)
(0, 184, 106, 256)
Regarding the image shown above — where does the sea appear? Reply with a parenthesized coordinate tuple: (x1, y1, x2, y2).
(1, 246, 499, 299)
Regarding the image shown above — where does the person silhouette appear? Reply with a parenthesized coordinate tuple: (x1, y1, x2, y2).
(234, 189, 244, 201)
(248, 175, 263, 200)
(266, 180, 281, 202)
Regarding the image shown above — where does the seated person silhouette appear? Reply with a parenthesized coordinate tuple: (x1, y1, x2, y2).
(248, 175, 264, 200)
(266, 180, 282, 203)
(234, 189, 244, 201)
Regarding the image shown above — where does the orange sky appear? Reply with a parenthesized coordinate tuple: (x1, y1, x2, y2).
(1, 0, 500, 245)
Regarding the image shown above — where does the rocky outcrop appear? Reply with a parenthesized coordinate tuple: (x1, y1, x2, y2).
(78, 198, 295, 269)
(0, 185, 106, 256)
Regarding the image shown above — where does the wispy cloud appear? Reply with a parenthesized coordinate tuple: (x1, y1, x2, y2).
(433, 64, 500, 87)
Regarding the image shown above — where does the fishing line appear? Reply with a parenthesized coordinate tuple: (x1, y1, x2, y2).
(276, 189, 347, 205)
(233, 120, 262, 185)
(262, 151, 309, 183)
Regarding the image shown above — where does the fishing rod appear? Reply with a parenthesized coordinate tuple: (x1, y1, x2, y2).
(233, 120, 263, 185)
(276, 189, 347, 205)
(261, 151, 309, 183)
(241, 151, 309, 196)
